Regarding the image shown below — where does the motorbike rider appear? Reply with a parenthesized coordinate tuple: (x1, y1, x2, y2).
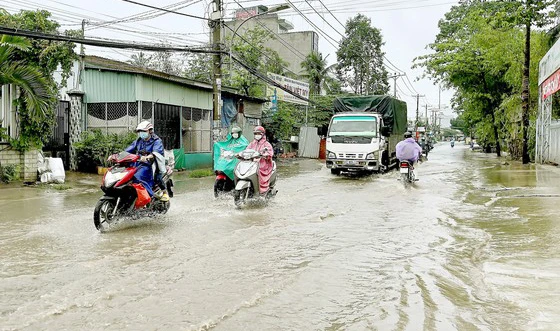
(124, 121, 169, 201)
(396, 131, 423, 165)
(244, 125, 274, 195)
(214, 125, 248, 179)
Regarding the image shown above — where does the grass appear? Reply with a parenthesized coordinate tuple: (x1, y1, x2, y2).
(37, 183, 73, 190)
(188, 168, 214, 178)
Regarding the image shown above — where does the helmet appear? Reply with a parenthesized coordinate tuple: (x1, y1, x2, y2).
(231, 126, 242, 134)
(136, 120, 153, 132)
(253, 125, 265, 134)
(404, 131, 413, 138)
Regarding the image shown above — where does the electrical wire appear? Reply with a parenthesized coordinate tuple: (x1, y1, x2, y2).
(284, 0, 340, 48)
(315, 0, 346, 30)
(118, 0, 210, 21)
(302, 0, 344, 39)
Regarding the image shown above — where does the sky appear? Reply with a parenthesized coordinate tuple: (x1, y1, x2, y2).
(2, 0, 459, 120)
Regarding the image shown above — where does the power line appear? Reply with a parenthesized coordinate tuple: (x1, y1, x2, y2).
(118, 0, 211, 21)
(230, 0, 307, 61)
(302, 0, 344, 39)
(315, 0, 346, 30)
(284, 0, 340, 48)
(0, 26, 218, 54)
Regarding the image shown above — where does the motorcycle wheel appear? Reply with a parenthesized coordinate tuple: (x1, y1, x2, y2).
(93, 199, 117, 231)
(233, 188, 247, 207)
(155, 200, 170, 214)
(214, 180, 224, 198)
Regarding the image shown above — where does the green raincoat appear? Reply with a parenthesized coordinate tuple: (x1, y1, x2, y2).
(213, 134, 249, 180)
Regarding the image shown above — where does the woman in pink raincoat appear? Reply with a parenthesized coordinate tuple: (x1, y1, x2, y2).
(246, 125, 274, 195)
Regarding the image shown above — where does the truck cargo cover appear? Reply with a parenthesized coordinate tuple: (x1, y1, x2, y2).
(333, 95, 407, 135)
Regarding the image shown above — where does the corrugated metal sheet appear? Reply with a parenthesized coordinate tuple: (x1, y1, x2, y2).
(137, 76, 212, 109)
(298, 126, 320, 158)
(549, 122, 560, 164)
(84, 70, 136, 103)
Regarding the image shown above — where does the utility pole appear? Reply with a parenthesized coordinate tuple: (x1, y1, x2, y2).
(388, 73, 405, 98)
(425, 104, 428, 129)
(415, 93, 424, 131)
(211, 0, 223, 136)
(78, 19, 87, 89)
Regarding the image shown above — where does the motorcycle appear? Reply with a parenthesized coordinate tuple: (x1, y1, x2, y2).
(214, 150, 236, 197)
(233, 149, 277, 207)
(398, 160, 416, 186)
(93, 151, 174, 231)
(451, 141, 455, 148)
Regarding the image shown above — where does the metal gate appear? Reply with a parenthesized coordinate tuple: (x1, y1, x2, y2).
(44, 101, 70, 168)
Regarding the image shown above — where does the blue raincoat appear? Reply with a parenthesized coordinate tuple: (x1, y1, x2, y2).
(125, 134, 164, 197)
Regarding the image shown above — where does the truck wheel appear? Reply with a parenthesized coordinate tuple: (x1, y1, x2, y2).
(331, 169, 341, 175)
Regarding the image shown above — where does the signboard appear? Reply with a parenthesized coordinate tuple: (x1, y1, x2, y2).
(235, 6, 262, 20)
(542, 68, 560, 100)
(266, 73, 310, 105)
(539, 38, 560, 86)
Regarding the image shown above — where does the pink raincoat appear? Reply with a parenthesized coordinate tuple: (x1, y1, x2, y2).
(246, 137, 274, 194)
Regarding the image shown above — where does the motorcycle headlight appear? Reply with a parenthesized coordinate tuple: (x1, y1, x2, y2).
(104, 171, 126, 187)
(366, 151, 378, 160)
(327, 151, 336, 159)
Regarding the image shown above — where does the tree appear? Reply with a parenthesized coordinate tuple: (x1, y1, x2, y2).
(336, 14, 389, 95)
(182, 53, 212, 82)
(513, 0, 554, 163)
(300, 52, 327, 95)
(0, 9, 77, 150)
(414, 1, 551, 158)
(227, 27, 287, 97)
(128, 51, 152, 67)
(0, 35, 50, 119)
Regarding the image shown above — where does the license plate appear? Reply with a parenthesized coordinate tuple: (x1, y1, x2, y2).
(345, 160, 357, 165)
(400, 167, 409, 174)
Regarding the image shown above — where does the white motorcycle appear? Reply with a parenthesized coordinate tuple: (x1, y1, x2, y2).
(233, 149, 277, 207)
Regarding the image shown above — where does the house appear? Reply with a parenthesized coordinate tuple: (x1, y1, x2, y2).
(58, 56, 266, 170)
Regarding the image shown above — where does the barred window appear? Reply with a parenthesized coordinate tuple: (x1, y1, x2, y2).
(182, 107, 212, 152)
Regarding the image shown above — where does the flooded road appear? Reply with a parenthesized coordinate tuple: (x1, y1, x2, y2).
(2, 144, 560, 331)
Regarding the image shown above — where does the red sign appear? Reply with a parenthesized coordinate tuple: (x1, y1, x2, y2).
(235, 8, 257, 20)
(542, 68, 560, 100)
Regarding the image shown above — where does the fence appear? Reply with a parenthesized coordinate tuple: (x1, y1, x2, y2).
(549, 121, 560, 164)
(86, 101, 212, 153)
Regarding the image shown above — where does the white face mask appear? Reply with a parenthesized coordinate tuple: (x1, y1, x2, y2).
(232, 133, 239, 139)
(138, 131, 149, 139)
(254, 134, 263, 141)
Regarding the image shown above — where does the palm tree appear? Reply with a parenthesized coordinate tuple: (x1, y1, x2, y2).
(0, 35, 50, 120)
(300, 52, 328, 96)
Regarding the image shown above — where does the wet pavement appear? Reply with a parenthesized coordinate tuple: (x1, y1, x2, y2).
(1, 144, 560, 331)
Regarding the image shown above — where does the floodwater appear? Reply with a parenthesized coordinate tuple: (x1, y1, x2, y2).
(2, 144, 560, 331)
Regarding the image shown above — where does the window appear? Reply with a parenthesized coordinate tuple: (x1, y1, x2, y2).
(182, 107, 212, 152)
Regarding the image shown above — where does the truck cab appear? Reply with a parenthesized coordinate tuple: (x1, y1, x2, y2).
(326, 113, 390, 175)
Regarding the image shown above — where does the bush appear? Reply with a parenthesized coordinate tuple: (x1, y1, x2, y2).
(0, 163, 20, 183)
(74, 130, 137, 173)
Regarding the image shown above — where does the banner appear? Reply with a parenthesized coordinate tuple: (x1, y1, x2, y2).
(266, 73, 310, 105)
(542, 68, 560, 100)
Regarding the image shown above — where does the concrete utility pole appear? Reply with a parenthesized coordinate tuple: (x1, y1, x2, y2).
(425, 104, 428, 127)
(211, 0, 223, 130)
(388, 73, 405, 98)
(415, 93, 425, 130)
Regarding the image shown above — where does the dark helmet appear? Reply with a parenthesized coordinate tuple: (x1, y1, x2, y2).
(404, 131, 413, 138)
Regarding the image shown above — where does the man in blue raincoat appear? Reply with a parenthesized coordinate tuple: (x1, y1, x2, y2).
(125, 120, 166, 200)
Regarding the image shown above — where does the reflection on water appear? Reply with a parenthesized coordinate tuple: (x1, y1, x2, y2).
(1, 144, 560, 330)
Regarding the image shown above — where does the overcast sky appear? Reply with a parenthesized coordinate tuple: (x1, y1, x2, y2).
(3, 0, 459, 120)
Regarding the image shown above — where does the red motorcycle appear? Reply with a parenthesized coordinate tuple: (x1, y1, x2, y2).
(94, 151, 173, 231)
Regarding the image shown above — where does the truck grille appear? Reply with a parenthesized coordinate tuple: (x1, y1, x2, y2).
(338, 153, 364, 159)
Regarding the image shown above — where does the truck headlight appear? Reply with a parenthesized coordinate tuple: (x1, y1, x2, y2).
(366, 152, 378, 160)
(327, 151, 336, 159)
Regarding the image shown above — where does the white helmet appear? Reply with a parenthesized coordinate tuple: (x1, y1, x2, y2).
(136, 120, 153, 132)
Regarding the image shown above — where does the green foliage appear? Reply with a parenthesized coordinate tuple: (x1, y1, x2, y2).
(336, 14, 389, 95)
(188, 168, 213, 178)
(414, 1, 553, 159)
(0, 9, 78, 152)
(226, 27, 288, 97)
(0, 163, 20, 183)
(74, 130, 137, 173)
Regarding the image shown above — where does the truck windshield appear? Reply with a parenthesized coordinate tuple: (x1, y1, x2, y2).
(329, 116, 377, 137)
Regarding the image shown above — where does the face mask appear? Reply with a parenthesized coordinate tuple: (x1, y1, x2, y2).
(254, 134, 263, 141)
(232, 133, 239, 139)
(138, 131, 149, 139)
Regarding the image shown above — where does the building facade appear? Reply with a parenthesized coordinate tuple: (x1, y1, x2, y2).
(224, 6, 319, 76)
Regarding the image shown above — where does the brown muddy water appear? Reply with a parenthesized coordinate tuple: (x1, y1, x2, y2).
(1, 143, 560, 331)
